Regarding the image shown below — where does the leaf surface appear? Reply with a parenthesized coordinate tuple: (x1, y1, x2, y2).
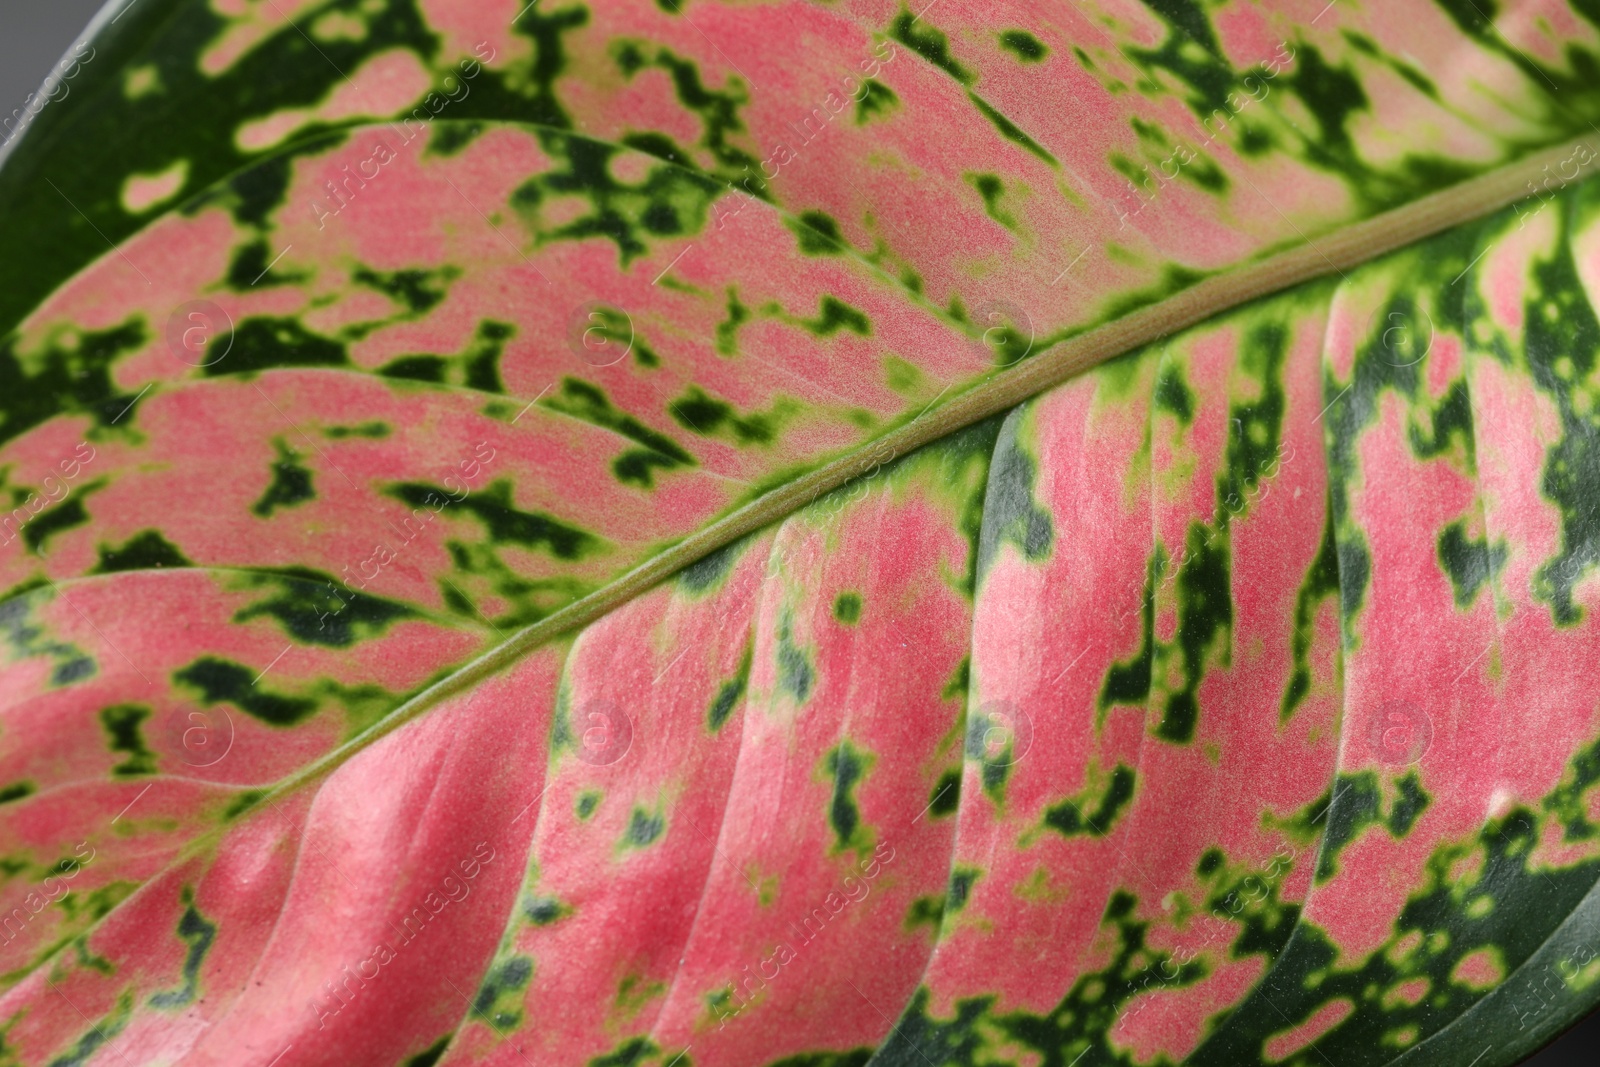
(3, 3, 1600, 1067)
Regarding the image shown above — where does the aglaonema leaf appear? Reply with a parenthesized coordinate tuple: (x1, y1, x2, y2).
(2, 2, 1600, 1066)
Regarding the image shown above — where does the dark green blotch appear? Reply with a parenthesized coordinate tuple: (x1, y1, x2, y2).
(621, 131, 692, 167)
(967, 172, 1010, 229)
(715, 289, 750, 357)
(823, 741, 872, 850)
(525, 896, 568, 925)
(576, 791, 601, 819)
(403, 1036, 452, 1067)
(1042, 765, 1137, 837)
(1438, 520, 1506, 608)
(324, 422, 390, 439)
(0, 781, 35, 804)
(226, 239, 292, 289)
(427, 121, 485, 157)
(833, 592, 862, 624)
(947, 868, 979, 912)
(1409, 379, 1475, 461)
(1282, 507, 1340, 722)
(23, 495, 89, 554)
(472, 955, 533, 1030)
(927, 770, 960, 818)
(224, 790, 265, 820)
(233, 569, 415, 648)
(964, 706, 1020, 805)
(670, 387, 778, 445)
(100, 704, 156, 777)
(999, 30, 1048, 62)
(790, 210, 846, 255)
(0, 317, 145, 451)
(890, 11, 972, 83)
(977, 411, 1053, 581)
(379, 355, 446, 382)
(708, 643, 751, 733)
(1100, 558, 1156, 709)
(590, 1036, 660, 1067)
(543, 378, 694, 490)
(229, 153, 294, 229)
(907, 895, 945, 931)
(625, 808, 665, 847)
(389, 481, 599, 560)
(1154, 361, 1195, 422)
(54, 656, 95, 685)
(1317, 770, 1433, 881)
(1156, 524, 1232, 745)
(806, 296, 871, 337)
(252, 440, 315, 518)
(173, 657, 316, 727)
(94, 530, 191, 573)
(148, 892, 217, 1009)
(855, 79, 899, 124)
(205, 317, 347, 377)
(464, 320, 514, 394)
(776, 614, 814, 702)
(967, 92, 1056, 165)
(678, 538, 741, 595)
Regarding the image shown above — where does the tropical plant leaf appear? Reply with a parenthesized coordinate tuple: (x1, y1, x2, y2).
(2, 2, 1600, 1067)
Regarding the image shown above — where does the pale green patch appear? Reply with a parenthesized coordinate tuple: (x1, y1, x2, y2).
(123, 64, 162, 100)
(312, 10, 368, 43)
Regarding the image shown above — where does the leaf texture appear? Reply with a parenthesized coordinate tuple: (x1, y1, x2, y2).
(3, 2, 1600, 1067)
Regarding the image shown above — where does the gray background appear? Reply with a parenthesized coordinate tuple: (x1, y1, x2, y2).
(0, 0, 1595, 1063)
